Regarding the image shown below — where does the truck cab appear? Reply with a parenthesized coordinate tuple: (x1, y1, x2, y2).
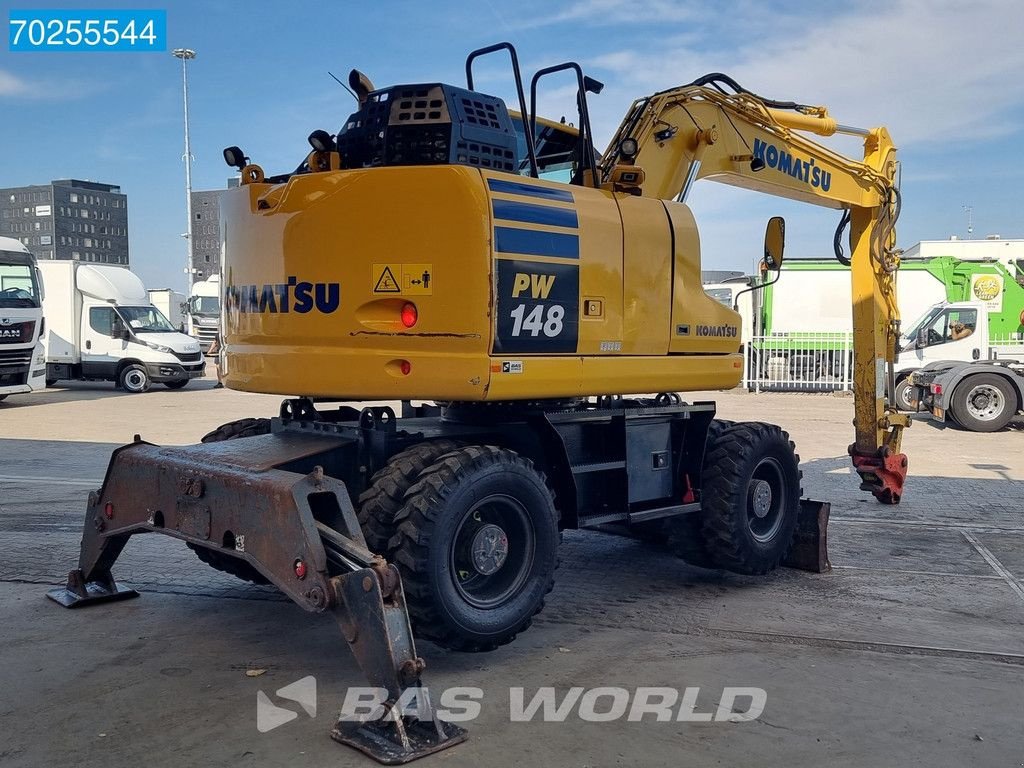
(0, 237, 46, 401)
(894, 300, 1024, 409)
(186, 274, 221, 353)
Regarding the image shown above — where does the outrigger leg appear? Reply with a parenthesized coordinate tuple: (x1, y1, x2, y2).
(47, 436, 467, 764)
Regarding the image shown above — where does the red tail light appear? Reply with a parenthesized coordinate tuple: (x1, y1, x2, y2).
(930, 383, 942, 395)
(400, 360, 412, 376)
(401, 302, 418, 328)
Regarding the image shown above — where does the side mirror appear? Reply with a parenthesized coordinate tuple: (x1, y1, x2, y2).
(111, 317, 125, 340)
(763, 216, 785, 270)
(917, 327, 928, 347)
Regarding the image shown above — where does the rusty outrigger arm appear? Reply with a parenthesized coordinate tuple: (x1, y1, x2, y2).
(47, 435, 467, 764)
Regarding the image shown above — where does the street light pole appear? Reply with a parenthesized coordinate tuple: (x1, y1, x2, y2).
(173, 47, 197, 294)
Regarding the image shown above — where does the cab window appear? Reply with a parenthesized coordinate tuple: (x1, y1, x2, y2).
(923, 308, 977, 345)
(514, 121, 579, 182)
(89, 306, 115, 336)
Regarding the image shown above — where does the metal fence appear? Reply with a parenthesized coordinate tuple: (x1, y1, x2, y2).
(742, 332, 1024, 393)
(742, 333, 855, 392)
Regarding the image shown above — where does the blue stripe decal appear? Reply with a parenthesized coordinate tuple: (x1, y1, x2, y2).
(487, 178, 575, 202)
(495, 226, 579, 259)
(492, 199, 579, 229)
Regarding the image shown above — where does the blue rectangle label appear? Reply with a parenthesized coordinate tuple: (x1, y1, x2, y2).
(493, 199, 579, 229)
(9, 9, 167, 51)
(487, 178, 575, 203)
(495, 226, 580, 260)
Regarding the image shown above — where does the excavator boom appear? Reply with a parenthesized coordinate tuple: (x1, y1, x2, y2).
(599, 79, 909, 502)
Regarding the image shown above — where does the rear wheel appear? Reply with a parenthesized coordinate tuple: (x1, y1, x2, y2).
(696, 421, 802, 575)
(389, 445, 559, 651)
(357, 439, 460, 554)
(950, 374, 1015, 432)
(189, 417, 274, 583)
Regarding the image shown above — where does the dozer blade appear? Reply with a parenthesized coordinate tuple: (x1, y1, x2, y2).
(782, 499, 831, 573)
(47, 435, 467, 764)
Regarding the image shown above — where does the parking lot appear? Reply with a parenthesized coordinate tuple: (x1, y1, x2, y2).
(1, 372, 1022, 768)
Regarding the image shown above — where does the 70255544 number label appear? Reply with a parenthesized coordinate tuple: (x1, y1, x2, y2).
(8, 9, 167, 51)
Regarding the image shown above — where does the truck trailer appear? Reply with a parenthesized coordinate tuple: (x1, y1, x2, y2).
(147, 288, 186, 332)
(39, 261, 204, 392)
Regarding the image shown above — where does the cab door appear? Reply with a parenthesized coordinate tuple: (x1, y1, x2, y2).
(81, 304, 124, 378)
(912, 307, 981, 366)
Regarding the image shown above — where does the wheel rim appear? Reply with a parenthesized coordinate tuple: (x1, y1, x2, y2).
(449, 493, 534, 609)
(123, 370, 147, 391)
(965, 384, 1004, 421)
(896, 381, 914, 410)
(746, 458, 786, 543)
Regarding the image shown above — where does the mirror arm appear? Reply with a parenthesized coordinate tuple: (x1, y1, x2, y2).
(732, 266, 781, 317)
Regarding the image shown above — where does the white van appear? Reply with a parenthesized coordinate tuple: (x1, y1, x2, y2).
(39, 261, 203, 392)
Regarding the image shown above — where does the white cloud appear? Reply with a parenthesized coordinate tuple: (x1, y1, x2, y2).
(522, 0, 701, 28)
(0, 70, 30, 97)
(581, 0, 1024, 146)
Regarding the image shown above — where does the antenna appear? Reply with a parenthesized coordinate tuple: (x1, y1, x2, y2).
(962, 205, 974, 238)
(328, 71, 358, 103)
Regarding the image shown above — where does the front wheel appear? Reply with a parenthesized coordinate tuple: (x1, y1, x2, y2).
(894, 377, 917, 411)
(164, 379, 190, 390)
(698, 421, 802, 575)
(118, 364, 151, 393)
(390, 445, 559, 652)
(950, 374, 1015, 432)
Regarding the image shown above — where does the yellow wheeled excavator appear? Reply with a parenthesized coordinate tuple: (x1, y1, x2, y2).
(49, 42, 909, 764)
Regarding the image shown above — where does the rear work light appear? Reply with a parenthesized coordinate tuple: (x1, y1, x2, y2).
(401, 302, 418, 328)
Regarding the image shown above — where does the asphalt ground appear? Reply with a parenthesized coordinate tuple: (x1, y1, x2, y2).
(0, 373, 1021, 767)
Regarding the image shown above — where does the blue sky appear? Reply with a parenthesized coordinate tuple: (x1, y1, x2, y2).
(2, 0, 1022, 291)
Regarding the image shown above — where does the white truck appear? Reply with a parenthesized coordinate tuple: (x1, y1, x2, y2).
(147, 288, 186, 332)
(39, 261, 204, 392)
(895, 301, 1024, 409)
(0, 237, 46, 401)
(186, 274, 221, 353)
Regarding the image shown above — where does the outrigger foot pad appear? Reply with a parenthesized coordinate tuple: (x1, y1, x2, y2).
(46, 569, 139, 608)
(332, 716, 468, 765)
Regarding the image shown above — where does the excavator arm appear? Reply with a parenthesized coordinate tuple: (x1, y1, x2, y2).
(599, 79, 909, 503)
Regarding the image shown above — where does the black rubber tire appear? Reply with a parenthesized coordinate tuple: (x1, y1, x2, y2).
(356, 439, 461, 554)
(45, 379, 58, 387)
(0, 394, 7, 402)
(164, 379, 190, 390)
(667, 419, 734, 567)
(118, 363, 151, 393)
(189, 417, 274, 584)
(949, 374, 1016, 432)
(894, 377, 916, 412)
(200, 417, 272, 443)
(697, 421, 802, 575)
(390, 445, 559, 652)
